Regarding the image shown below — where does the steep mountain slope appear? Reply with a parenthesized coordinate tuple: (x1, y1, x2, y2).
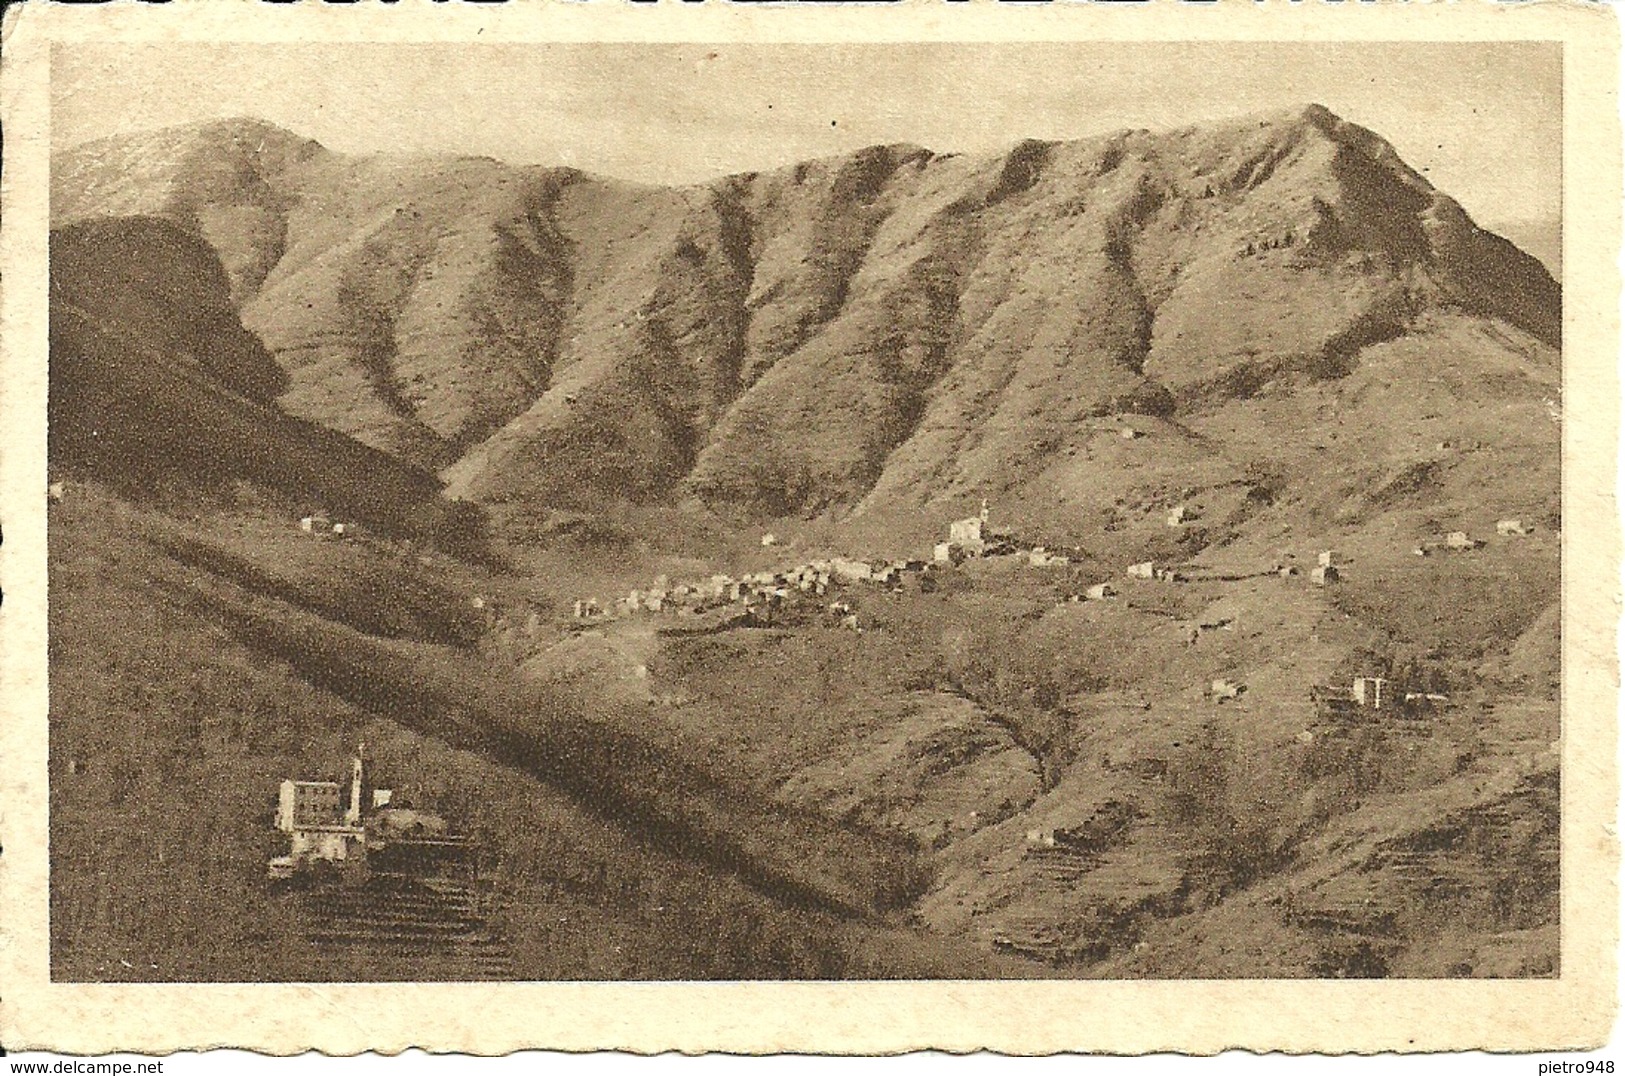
(51, 214, 287, 402)
(53, 118, 324, 304)
(53, 105, 1558, 525)
(48, 215, 478, 544)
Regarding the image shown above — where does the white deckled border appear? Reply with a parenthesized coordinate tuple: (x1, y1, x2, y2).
(1, 0, 1616, 1055)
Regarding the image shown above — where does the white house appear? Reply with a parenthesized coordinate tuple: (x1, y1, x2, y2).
(276, 780, 343, 833)
(949, 517, 985, 548)
(1353, 676, 1389, 710)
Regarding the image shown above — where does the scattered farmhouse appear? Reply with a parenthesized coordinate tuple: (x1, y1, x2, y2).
(948, 516, 986, 556)
(300, 514, 356, 539)
(1167, 505, 1199, 527)
(1352, 676, 1390, 710)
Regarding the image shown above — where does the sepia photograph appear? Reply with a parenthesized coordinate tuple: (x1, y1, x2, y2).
(4, 2, 1618, 1055)
(42, 35, 1568, 983)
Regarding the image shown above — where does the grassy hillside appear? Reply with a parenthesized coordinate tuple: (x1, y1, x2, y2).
(49, 480, 1013, 980)
(593, 527, 1557, 976)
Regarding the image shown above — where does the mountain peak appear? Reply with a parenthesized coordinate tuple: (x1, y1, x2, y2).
(181, 114, 315, 144)
(64, 115, 324, 165)
(1299, 101, 1339, 127)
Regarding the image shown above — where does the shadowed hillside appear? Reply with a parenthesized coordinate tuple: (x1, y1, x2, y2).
(49, 215, 484, 548)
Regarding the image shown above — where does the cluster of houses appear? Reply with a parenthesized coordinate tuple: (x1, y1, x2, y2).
(1304, 676, 1453, 733)
(568, 503, 1015, 631)
(1214, 674, 1451, 718)
(574, 510, 1055, 632)
(583, 501, 1107, 629)
(580, 549, 937, 631)
(554, 495, 1539, 670)
(1121, 548, 1343, 589)
(1241, 230, 1297, 257)
(560, 501, 1380, 634)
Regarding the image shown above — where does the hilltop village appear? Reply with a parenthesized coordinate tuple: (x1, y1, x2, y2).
(272, 485, 1540, 719)
(561, 504, 1530, 627)
(504, 498, 1532, 708)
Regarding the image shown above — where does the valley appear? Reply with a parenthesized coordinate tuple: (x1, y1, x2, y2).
(47, 102, 1561, 980)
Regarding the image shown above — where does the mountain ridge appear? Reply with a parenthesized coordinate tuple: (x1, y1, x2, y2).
(52, 104, 1558, 524)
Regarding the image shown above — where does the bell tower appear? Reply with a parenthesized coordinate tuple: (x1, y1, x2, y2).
(346, 743, 368, 825)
